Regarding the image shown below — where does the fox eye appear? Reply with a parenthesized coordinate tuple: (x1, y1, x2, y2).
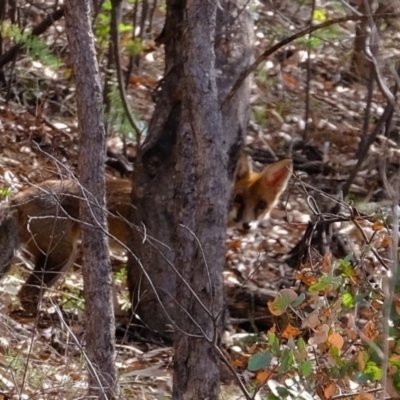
(257, 200, 267, 210)
(234, 194, 244, 204)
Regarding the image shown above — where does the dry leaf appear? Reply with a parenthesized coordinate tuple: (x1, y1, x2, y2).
(282, 73, 299, 88)
(321, 307, 332, 320)
(322, 252, 332, 273)
(324, 382, 338, 398)
(256, 369, 272, 384)
(363, 321, 379, 340)
(371, 300, 382, 311)
(344, 327, 358, 341)
(395, 301, 400, 316)
(354, 391, 375, 400)
(302, 313, 320, 329)
(390, 355, 400, 363)
(267, 298, 285, 316)
(323, 80, 334, 90)
(232, 354, 249, 369)
(268, 288, 297, 316)
(308, 324, 329, 345)
(357, 350, 368, 370)
(380, 236, 392, 248)
(328, 332, 344, 350)
(282, 324, 301, 339)
(268, 325, 277, 334)
(372, 221, 384, 231)
(129, 75, 158, 87)
(294, 271, 319, 286)
(69, 372, 83, 381)
(227, 239, 242, 250)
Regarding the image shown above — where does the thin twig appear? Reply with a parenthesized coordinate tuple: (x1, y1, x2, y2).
(110, 0, 142, 144)
(221, 13, 398, 109)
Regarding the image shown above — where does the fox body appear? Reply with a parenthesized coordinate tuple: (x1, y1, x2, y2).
(0, 156, 292, 307)
(0, 179, 132, 307)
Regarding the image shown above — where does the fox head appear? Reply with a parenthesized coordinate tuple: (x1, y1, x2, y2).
(229, 155, 293, 231)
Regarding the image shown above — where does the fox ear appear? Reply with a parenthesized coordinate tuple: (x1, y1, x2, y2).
(236, 152, 253, 180)
(261, 158, 293, 191)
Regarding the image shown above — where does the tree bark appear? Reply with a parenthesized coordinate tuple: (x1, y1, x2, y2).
(129, 0, 253, 337)
(64, 2, 117, 399)
(349, 0, 378, 83)
(128, 0, 253, 398)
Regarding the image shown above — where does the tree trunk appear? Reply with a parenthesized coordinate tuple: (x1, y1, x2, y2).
(64, 2, 117, 399)
(349, 0, 378, 83)
(129, 0, 253, 338)
(128, 0, 253, 398)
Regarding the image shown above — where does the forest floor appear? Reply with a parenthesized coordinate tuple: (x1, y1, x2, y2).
(0, 1, 399, 399)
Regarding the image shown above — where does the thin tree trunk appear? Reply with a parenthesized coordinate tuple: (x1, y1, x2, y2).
(128, 0, 253, 398)
(170, 2, 224, 398)
(64, 2, 117, 399)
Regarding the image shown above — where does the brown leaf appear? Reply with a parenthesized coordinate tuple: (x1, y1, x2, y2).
(256, 369, 272, 384)
(232, 354, 249, 369)
(380, 236, 392, 248)
(302, 313, 320, 329)
(357, 350, 368, 371)
(268, 324, 277, 334)
(308, 324, 329, 345)
(322, 252, 332, 273)
(227, 239, 242, 250)
(328, 332, 344, 350)
(129, 75, 158, 87)
(354, 391, 375, 400)
(294, 271, 319, 286)
(324, 382, 338, 399)
(267, 298, 285, 316)
(372, 221, 384, 231)
(363, 321, 379, 340)
(282, 73, 299, 88)
(282, 324, 301, 339)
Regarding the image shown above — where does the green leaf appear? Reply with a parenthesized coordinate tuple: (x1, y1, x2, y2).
(115, 266, 128, 282)
(297, 337, 307, 351)
(353, 292, 369, 304)
(357, 373, 370, 384)
(338, 256, 354, 277)
(102, 0, 112, 11)
(313, 9, 327, 21)
(364, 361, 383, 381)
(118, 22, 133, 33)
(276, 386, 290, 397)
(126, 38, 143, 56)
(248, 352, 272, 372)
(309, 274, 342, 293)
(269, 333, 280, 355)
(299, 360, 313, 377)
(279, 349, 295, 374)
(291, 292, 306, 308)
(0, 187, 12, 198)
(342, 292, 355, 308)
(274, 295, 290, 310)
(331, 346, 340, 358)
(390, 358, 400, 368)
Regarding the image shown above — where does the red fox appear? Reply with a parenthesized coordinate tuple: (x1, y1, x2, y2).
(0, 179, 132, 308)
(230, 155, 293, 230)
(0, 155, 292, 308)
